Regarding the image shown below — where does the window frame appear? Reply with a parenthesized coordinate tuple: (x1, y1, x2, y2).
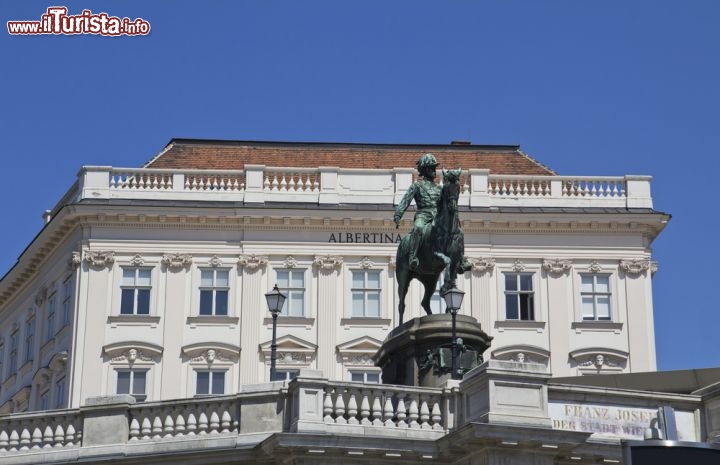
(54, 377, 66, 409)
(194, 369, 227, 396)
(8, 330, 19, 375)
(503, 272, 536, 321)
(198, 268, 230, 316)
(275, 268, 307, 317)
(119, 267, 153, 316)
(115, 368, 148, 401)
(24, 317, 35, 363)
(580, 273, 612, 321)
(61, 276, 73, 327)
(349, 370, 381, 384)
(46, 292, 57, 342)
(272, 369, 299, 382)
(39, 389, 50, 411)
(350, 269, 382, 318)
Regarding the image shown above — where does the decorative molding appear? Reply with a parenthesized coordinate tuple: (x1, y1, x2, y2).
(84, 250, 115, 268)
(209, 255, 224, 268)
(491, 345, 550, 365)
(569, 347, 628, 373)
(34, 286, 47, 306)
(511, 259, 526, 272)
(387, 256, 396, 270)
(620, 258, 651, 276)
(359, 256, 374, 269)
(282, 255, 298, 268)
(111, 349, 155, 364)
(343, 353, 375, 366)
(69, 251, 82, 269)
(588, 260, 603, 273)
(542, 259, 572, 276)
(276, 351, 314, 365)
(129, 254, 145, 266)
(161, 253, 193, 270)
(469, 257, 495, 274)
(238, 254, 268, 270)
(190, 349, 232, 364)
(650, 260, 658, 276)
(313, 255, 343, 271)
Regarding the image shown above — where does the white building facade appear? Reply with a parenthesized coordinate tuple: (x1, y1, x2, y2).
(0, 140, 668, 412)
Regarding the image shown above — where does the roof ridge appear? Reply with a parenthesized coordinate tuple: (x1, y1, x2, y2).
(516, 147, 558, 175)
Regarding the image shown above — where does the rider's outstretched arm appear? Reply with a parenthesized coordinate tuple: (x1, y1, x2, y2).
(394, 183, 417, 227)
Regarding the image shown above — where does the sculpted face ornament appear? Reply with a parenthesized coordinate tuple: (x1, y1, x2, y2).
(206, 349, 216, 363)
(516, 353, 526, 363)
(128, 348, 138, 363)
(595, 354, 605, 367)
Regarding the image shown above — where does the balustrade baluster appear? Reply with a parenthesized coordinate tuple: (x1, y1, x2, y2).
(175, 414, 186, 436)
(420, 400, 431, 430)
(9, 429, 20, 450)
(347, 392, 359, 425)
(271, 175, 279, 191)
(198, 412, 209, 435)
(323, 388, 334, 424)
(221, 410, 232, 433)
(163, 415, 174, 438)
(0, 430, 8, 451)
(42, 425, 53, 448)
(65, 424, 76, 446)
(383, 393, 395, 427)
(371, 393, 383, 426)
(359, 393, 371, 425)
(129, 419, 140, 441)
(396, 397, 408, 428)
(53, 424, 65, 447)
(186, 413, 197, 436)
(19, 428, 31, 450)
(431, 402, 443, 430)
(141, 417, 152, 439)
(408, 399, 420, 429)
(209, 411, 220, 433)
(31, 427, 42, 449)
(152, 416, 163, 439)
(334, 391, 347, 424)
(263, 176, 270, 190)
(288, 174, 296, 191)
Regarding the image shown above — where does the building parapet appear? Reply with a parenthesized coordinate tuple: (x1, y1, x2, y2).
(62, 166, 653, 212)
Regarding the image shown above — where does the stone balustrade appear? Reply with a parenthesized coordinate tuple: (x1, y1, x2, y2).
(65, 165, 652, 210)
(0, 409, 81, 452)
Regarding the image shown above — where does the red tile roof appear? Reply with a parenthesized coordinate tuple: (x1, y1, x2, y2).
(145, 139, 555, 175)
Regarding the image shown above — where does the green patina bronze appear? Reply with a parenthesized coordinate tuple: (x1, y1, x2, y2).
(394, 154, 472, 325)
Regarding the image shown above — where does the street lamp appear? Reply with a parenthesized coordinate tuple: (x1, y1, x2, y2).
(265, 284, 286, 381)
(441, 286, 465, 380)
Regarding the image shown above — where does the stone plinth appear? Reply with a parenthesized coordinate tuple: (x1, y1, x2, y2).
(374, 314, 492, 387)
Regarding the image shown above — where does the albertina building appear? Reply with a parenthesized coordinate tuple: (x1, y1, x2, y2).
(0, 139, 718, 465)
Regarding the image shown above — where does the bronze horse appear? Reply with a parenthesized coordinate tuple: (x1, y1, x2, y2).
(395, 169, 467, 325)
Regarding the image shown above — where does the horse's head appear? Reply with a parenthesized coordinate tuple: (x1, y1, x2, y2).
(441, 168, 463, 211)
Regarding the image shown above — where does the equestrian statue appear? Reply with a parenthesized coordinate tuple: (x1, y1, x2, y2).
(394, 153, 472, 325)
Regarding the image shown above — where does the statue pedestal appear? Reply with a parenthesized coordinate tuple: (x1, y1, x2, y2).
(373, 314, 492, 388)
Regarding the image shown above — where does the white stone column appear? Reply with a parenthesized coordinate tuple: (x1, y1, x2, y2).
(622, 260, 656, 372)
(314, 256, 343, 379)
(158, 256, 191, 399)
(239, 260, 267, 384)
(544, 262, 572, 377)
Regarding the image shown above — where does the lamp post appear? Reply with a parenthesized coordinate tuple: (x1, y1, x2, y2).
(441, 286, 465, 380)
(265, 284, 286, 381)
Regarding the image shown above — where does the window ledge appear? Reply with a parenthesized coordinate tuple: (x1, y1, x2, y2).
(263, 316, 315, 328)
(495, 320, 546, 333)
(19, 360, 33, 377)
(340, 317, 392, 329)
(108, 315, 161, 328)
(571, 321, 624, 334)
(186, 316, 239, 327)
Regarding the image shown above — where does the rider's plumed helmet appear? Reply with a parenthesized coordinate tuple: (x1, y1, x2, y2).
(416, 153, 438, 174)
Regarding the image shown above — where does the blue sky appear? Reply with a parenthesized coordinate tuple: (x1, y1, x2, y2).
(1, 1, 718, 371)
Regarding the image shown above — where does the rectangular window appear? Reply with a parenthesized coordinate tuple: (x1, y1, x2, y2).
(276, 269, 305, 316)
(0, 343, 5, 379)
(46, 294, 56, 342)
(199, 269, 229, 316)
(62, 276, 73, 326)
(55, 378, 66, 409)
(196, 370, 226, 395)
(24, 318, 35, 363)
(350, 371, 381, 384)
(351, 270, 381, 317)
(581, 274, 611, 320)
(39, 390, 50, 411)
(116, 369, 147, 401)
(505, 273, 535, 320)
(120, 268, 151, 315)
(9, 331, 19, 375)
(272, 369, 299, 382)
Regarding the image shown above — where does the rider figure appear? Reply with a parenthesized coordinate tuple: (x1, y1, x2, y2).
(394, 153, 443, 271)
